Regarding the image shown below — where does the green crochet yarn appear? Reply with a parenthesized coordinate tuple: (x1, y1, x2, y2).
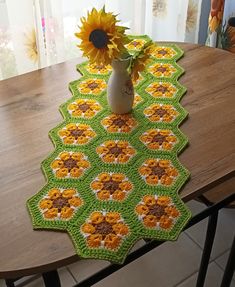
(27, 35, 191, 264)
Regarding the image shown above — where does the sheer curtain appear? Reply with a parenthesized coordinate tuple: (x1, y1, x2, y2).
(0, 0, 233, 81)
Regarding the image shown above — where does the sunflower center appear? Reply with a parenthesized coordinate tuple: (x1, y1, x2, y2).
(151, 165, 166, 178)
(113, 118, 126, 128)
(95, 222, 113, 236)
(70, 129, 84, 138)
(109, 146, 123, 156)
(152, 134, 167, 145)
(53, 196, 69, 211)
(155, 85, 168, 93)
(89, 29, 109, 49)
(103, 180, 120, 193)
(148, 204, 166, 218)
(63, 158, 78, 170)
(155, 108, 167, 117)
(79, 103, 90, 112)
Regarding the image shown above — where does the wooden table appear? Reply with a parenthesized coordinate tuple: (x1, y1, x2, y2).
(0, 43, 235, 280)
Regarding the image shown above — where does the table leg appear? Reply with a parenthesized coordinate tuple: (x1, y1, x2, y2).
(42, 270, 61, 287)
(220, 235, 235, 287)
(196, 211, 218, 287)
(5, 279, 15, 287)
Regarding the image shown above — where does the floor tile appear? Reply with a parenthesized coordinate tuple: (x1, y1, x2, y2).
(185, 200, 235, 259)
(8, 267, 76, 287)
(215, 249, 235, 282)
(176, 262, 235, 287)
(68, 240, 145, 282)
(69, 233, 202, 287)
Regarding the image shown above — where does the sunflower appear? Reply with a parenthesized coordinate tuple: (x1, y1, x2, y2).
(75, 7, 129, 65)
(24, 29, 38, 63)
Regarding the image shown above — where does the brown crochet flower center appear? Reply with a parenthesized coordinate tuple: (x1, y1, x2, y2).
(78, 103, 90, 112)
(113, 118, 126, 128)
(87, 82, 99, 90)
(148, 204, 166, 218)
(151, 166, 166, 178)
(63, 158, 78, 170)
(109, 146, 123, 156)
(95, 222, 113, 236)
(103, 180, 120, 193)
(154, 108, 167, 117)
(53, 197, 69, 211)
(70, 129, 84, 138)
(152, 134, 167, 145)
(155, 85, 168, 93)
(156, 66, 167, 73)
(158, 49, 168, 55)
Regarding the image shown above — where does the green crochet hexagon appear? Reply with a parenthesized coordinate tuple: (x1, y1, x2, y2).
(99, 108, 142, 136)
(125, 34, 153, 55)
(136, 99, 188, 128)
(128, 190, 191, 241)
(144, 60, 184, 80)
(133, 124, 188, 155)
(59, 96, 105, 121)
(48, 111, 112, 149)
(27, 182, 91, 230)
(69, 77, 108, 99)
(140, 77, 187, 103)
(88, 135, 141, 168)
(41, 147, 93, 183)
(134, 154, 190, 194)
(67, 203, 139, 264)
(81, 166, 143, 204)
(150, 43, 184, 61)
(76, 61, 112, 78)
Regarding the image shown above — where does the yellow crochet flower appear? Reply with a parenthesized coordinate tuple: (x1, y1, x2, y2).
(96, 140, 136, 164)
(135, 195, 180, 229)
(58, 123, 96, 145)
(81, 211, 129, 250)
(150, 46, 176, 59)
(39, 188, 83, 220)
(75, 7, 129, 65)
(138, 158, 179, 186)
(50, 151, 90, 178)
(126, 39, 147, 51)
(78, 78, 107, 95)
(140, 129, 177, 151)
(101, 114, 137, 133)
(144, 103, 179, 123)
(148, 63, 176, 77)
(146, 82, 177, 98)
(86, 63, 112, 75)
(91, 172, 133, 201)
(133, 94, 143, 107)
(67, 99, 102, 119)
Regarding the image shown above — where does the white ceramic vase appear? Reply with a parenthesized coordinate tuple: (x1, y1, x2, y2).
(107, 58, 134, 114)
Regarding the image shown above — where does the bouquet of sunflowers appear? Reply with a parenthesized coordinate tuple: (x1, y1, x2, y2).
(75, 7, 153, 81)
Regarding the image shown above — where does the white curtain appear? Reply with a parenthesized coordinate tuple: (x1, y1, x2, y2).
(0, 0, 221, 80)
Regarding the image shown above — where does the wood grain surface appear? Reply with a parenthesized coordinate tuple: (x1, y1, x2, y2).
(0, 43, 234, 278)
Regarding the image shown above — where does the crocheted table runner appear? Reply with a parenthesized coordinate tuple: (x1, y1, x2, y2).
(27, 35, 191, 264)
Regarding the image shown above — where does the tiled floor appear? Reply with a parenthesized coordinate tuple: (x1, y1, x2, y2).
(0, 200, 234, 287)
